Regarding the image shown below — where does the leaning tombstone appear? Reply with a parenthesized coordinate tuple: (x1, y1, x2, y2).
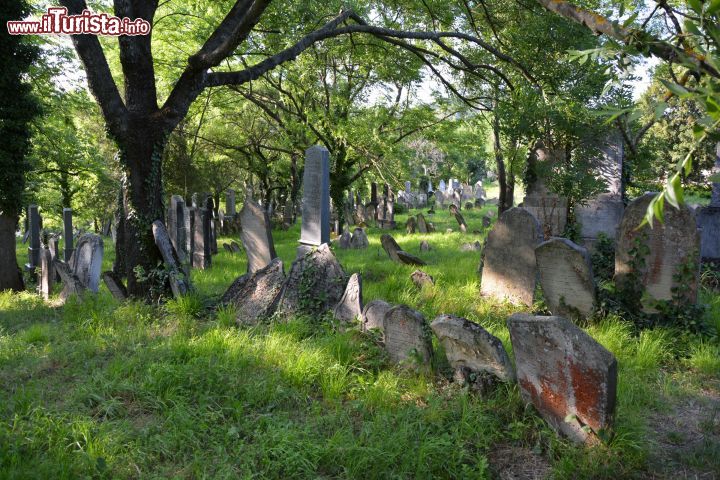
(431, 314, 515, 387)
(507, 313, 618, 445)
(152, 221, 190, 297)
(450, 204, 468, 233)
(56, 261, 85, 301)
(221, 258, 286, 326)
(240, 197, 278, 273)
(383, 305, 433, 366)
(102, 271, 128, 301)
(298, 146, 331, 256)
(333, 273, 363, 322)
(480, 207, 541, 306)
(535, 238, 596, 319)
(615, 193, 700, 312)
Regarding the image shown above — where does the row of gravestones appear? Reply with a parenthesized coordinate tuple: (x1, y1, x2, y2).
(480, 194, 702, 315)
(23, 205, 106, 301)
(350, 183, 397, 230)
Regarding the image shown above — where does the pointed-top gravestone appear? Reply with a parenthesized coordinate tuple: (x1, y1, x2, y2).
(240, 197, 277, 273)
(480, 207, 541, 306)
(417, 213, 428, 233)
(333, 273, 363, 322)
(536, 238, 596, 319)
(507, 313, 618, 445)
(299, 146, 331, 255)
(615, 193, 700, 312)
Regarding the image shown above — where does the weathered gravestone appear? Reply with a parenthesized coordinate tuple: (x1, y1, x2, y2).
(206, 197, 219, 255)
(381, 234, 426, 266)
(278, 243, 348, 316)
(240, 197, 278, 273)
(361, 299, 393, 332)
(299, 146, 331, 256)
(102, 271, 128, 301)
(536, 238, 596, 319)
(350, 227, 369, 249)
(416, 213, 428, 233)
(480, 208, 541, 305)
(575, 194, 624, 249)
(63, 208, 74, 262)
(336, 230, 352, 249)
(419, 240, 431, 252)
(431, 314, 515, 383)
(48, 236, 60, 282)
(152, 221, 190, 297)
(191, 207, 212, 269)
(507, 313, 618, 445)
(333, 273, 363, 322)
(225, 189, 236, 217)
(230, 241, 242, 253)
(615, 193, 700, 312)
(406, 216, 417, 234)
(69, 234, 104, 293)
(26, 205, 40, 270)
(522, 142, 568, 237)
(383, 305, 433, 366)
(39, 247, 54, 300)
(221, 258, 286, 325)
(410, 269, 434, 288)
(696, 143, 720, 263)
(168, 195, 188, 262)
(460, 241, 482, 252)
(223, 243, 233, 254)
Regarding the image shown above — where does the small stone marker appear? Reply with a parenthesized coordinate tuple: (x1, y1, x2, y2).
(480, 207, 541, 306)
(383, 305, 433, 366)
(361, 299, 392, 332)
(417, 213, 428, 233)
(615, 193, 700, 311)
(337, 230, 352, 249)
(419, 240, 431, 252)
(278, 243, 347, 316)
(431, 314, 514, 383)
(410, 269, 434, 288)
(299, 146, 331, 254)
(507, 313, 618, 445)
(406, 216, 417, 234)
(397, 250, 427, 266)
(240, 197, 278, 273)
(221, 258, 286, 325)
(536, 238, 596, 319)
(223, 243, 233, 254)
(39, 247, 54, 300)
(333, 273, 363, 322)
(230, 241, 241, 253)
(460, 241, 482, 252)
(102, 271, 128, 301)
(349, 227, 369, 249)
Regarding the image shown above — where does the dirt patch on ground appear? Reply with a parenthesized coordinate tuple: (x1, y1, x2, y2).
(487, 443, 551, 480)
(646, 387, 720, 480)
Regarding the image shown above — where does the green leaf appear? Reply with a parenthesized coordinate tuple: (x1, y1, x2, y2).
(622, 12, 638, 28)
(654, 101, 668, 120)
(684, 19, 702, 36)
(660, 80, 691, 97)
(708, 0, 720, 15)
(666, 175, 684, 209)
(688, 0, 703, 14)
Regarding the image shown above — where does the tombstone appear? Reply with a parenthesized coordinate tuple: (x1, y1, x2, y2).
(380, 234, 426, 265)
(419, 240, 431, 252)
(416, 213, 428, 234)
(482, 215, 492, 229)
(417, 193, 427, 208)
(152, 221, 190, 297)
(337, 230, 352, 249)
(102, 271, 127, 301)
(474, 181, 485, 199)
(361, 299, 393, 332)
(278, 243, 348, 316)
(230, 241, 242, 253)
(223, 243, 233, 254)
(47, 236, 60, 282)
(299, 146, 331, 255)
(696, 143, 720, 263)
(523, 142, 568, 237)
(397, 250, 427, 266)
(221, 258, 286, 326)
(206, 197, 219, 255)
(438, 179, 446, 192)
(38, 247, 54, 299)
(350, 227, 369, 249)
(55, 260, 85, 300)
(168, 195, 188, 262)
(333, 273, 363, 322)
(435, 190, 445, 208)
(191, 207, 212, 269)
(431, 314, 515, 383)
(576, 194, 624, 249)
(406, 216, 417, 234)
(26, 205, 40, 270)
(450, 204, 468, 233)
(67, 234, 104, 294)
(536, 238, 596, 319)
(460, 241, 482, 252)
(615, 193, 700, 312)
(410, 269, 434, 288)
(507, 313, 618, 445)
(225, 189, 236, 217)
(283, 200, 294, 226)
(480, 208, 541, 306)
(383, 305, 433, 366)
(240, 197, 278, 273)
(370, 182, 378, 205)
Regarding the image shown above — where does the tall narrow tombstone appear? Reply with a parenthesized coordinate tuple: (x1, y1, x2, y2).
(536, 238, 596, 319)
(299, 146, 330, 255)
(371, 182, 378, 205)
(206, 197, 218, 255)
(480, 207, 541, 305)
(39, 247, 54, 299)
(225, 189, 236, 217)
(169, 195, 188, 261)
(26, 205, 41, 270)
(438, 179, 446, 192)
(508, 314, 618, 445)
(405, 181, 411, 195)
(191, 207, 212, 269)
(69, 234, 104, 293)
(240, 197, 278, 273)
(63, 208, 74, 262)
(615, 193, 700, 311)
(48, 236, 60, 282)
(696, 143, 720, 263)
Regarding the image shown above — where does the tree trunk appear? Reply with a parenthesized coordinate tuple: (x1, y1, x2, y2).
(118, 128, 168, 297)
(0, 213, 24, 292)
(492, 112, 511, 214)
(112, 181, 127, 277)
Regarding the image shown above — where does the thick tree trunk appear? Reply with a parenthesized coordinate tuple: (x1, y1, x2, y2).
(492, 113, 511, 214)
(0, 213, 24, 292)
(118, 127, 168, 297)
(112, 181, 127, 277)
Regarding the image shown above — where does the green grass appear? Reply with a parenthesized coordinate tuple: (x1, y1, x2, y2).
(2, 204, 719, 478)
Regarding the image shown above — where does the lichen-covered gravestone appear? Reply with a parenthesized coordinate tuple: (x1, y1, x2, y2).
(278, 243, 347, 316)
(361, 299, 393, 332)
(410, 270, 434, 288)
(349, 227, 369, 249)
(333, 273, 363, 322)
(535, 238, 596, 319)
(431, 314, 514, 384)
(221, 258, 286, 325)
(69, 234, 104, 293)
(240, 197, 277, 273)
(383, 305, 433, 366)
(416, 213, 429, 233)
(615, 193, 700, 312)
(480, 208, 541, 306)
(337, 230, 352, 249)
(507, 313, 617, 445)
